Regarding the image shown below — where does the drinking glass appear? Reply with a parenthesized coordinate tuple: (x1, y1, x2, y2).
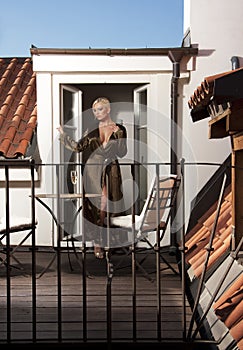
(70, 170, 78, 185)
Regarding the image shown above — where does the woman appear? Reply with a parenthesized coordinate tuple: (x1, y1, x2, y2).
(57, 97, 127, 258)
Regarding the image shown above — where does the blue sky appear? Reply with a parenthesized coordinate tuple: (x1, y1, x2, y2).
(0, 0, 184, 57)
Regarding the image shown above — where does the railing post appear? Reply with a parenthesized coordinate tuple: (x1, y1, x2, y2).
(131, 162, 137, 341)
(155, 163, 161, 340)
(186, 172, 227, 341)
(5, 164, 11, 343)
(56, 163, 62, 341)
(30, 159, 37, 342)
(179, 158, 187, 341)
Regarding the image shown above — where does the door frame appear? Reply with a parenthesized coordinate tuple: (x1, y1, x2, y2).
(133, 84, 149, 213)
(60, 84, 82, 238)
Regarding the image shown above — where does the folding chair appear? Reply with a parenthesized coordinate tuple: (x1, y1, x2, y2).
(109, 174, 181, 278)
(0, 216, 37, 272)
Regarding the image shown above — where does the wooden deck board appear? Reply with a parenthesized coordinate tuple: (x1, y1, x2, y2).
(0, 249, 196, 346)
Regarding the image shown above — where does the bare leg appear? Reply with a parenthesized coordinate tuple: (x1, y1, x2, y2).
(94, 186, 107, 259)
(100, 185, 107, 226)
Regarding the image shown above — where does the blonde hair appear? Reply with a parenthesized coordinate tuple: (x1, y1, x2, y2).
(92, 97, 110, 108)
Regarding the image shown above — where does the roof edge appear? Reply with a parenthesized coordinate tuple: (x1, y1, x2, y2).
(30, 47, 198, 57)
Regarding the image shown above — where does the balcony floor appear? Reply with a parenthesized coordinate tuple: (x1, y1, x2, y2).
(0, 248, 203, 349)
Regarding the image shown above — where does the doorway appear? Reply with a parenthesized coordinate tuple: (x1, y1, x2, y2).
(60, 82, 150, 237)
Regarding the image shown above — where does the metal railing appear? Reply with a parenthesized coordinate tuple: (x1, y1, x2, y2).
(0, 158, 240, 348)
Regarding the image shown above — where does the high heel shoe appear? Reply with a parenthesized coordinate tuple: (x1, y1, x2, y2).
(94, 244, 105, 259)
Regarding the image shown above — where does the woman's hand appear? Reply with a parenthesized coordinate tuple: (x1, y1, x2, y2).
(57, 125, 64, 134)
(111, 124, 119, 133)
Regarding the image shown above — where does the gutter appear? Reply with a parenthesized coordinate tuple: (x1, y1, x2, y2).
(168, 50, 185, 175)
(30, 46, 198, 57)
(168, 50, 188, 251)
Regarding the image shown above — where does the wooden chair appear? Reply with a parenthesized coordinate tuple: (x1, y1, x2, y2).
(108, 174, 181, 278)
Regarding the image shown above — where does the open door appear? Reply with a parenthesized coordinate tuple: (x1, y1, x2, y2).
(60, 85, 82, 238)
(133, 84, 149, 214)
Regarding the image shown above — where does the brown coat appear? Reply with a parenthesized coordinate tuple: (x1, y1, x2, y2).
(59, 123, 127, 242)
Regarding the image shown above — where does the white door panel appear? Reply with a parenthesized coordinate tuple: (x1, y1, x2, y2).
(133, 84, 149, 214)
(60, 85, 82, 238)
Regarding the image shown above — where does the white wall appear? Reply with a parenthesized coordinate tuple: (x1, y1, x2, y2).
(32, 55, 178, 246)
(182, 0, 243, 221)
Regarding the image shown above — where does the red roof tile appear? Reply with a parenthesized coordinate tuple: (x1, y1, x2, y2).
(185, 185, 243, 348)
(187, 67, 243, 347)
(0, 57, 37, 158)
(188, 67, 243, 123)
(188, 67, 243, 108)
(213, 273, 243, 349)
(230, 319, 243, 345)
(185, 187, 232, 277)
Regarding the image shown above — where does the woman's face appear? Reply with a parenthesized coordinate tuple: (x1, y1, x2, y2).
(92, 102, 110, 121)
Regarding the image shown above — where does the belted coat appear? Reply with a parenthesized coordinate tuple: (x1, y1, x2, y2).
(59, 123, 127, 241)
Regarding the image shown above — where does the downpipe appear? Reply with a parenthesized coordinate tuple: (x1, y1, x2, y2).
(169, 58, 180, 254)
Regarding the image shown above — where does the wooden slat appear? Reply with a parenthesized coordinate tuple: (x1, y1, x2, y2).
(0, 250, 194, 345)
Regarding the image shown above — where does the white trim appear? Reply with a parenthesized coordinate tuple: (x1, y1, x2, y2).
(33, 55, 172, 73)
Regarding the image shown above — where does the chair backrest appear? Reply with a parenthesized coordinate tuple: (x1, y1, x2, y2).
(139, 175, 180, 233)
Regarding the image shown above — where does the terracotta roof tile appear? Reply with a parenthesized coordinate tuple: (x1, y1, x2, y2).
(185, 186, 232, 277)
(185, 184, 243, 347)
(213, 274, 243, 349)
(188, 67, 243, 109)
(230, 319, 243, 344)
(188, 67, 243, 122)
(187, 68, 243, 347)
(0, 57, 37, 158)
(213, 272, 243, 316)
